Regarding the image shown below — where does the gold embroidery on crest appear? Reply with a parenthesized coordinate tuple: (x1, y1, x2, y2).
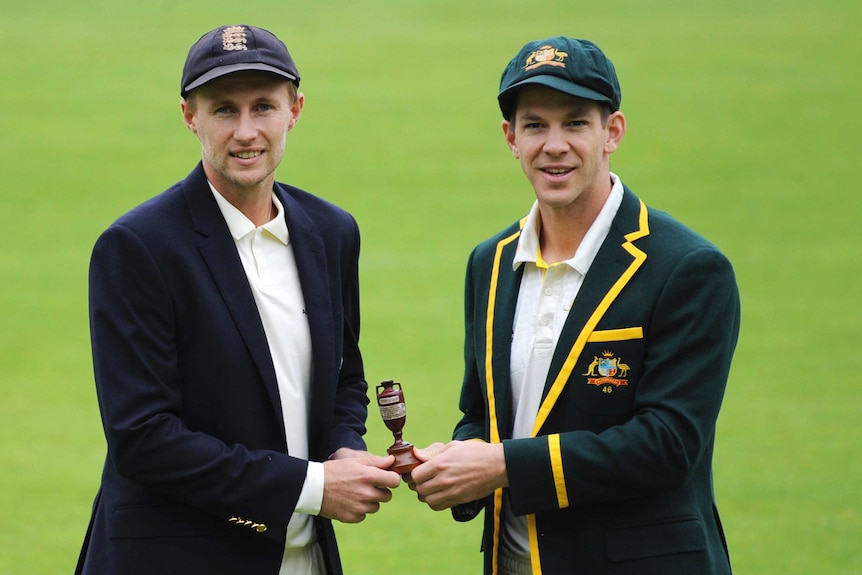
(524, 45, 568, 71)
(222, 26, 248, 51)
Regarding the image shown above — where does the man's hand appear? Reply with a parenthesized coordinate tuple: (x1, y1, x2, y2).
(408, 441, 508, 511)
(320, 449, 400, 523)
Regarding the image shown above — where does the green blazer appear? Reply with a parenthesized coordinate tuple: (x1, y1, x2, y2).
(453, 186, 739, 575)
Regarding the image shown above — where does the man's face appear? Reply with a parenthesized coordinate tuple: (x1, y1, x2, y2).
(502, 85, 624, 215)
(182, 72, 303, 198)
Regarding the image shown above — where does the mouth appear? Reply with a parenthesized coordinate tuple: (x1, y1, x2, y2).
(541, 166, 575, 177)
(232, 150, 263, 160)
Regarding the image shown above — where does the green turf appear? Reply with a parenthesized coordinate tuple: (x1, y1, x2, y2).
(1, 0, 859, 573)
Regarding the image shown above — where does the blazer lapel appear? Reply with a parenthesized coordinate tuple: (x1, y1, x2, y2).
(183, 166, 286, 439)
(533, 188, 650, 435)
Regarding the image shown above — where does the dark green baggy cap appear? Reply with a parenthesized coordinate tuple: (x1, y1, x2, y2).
(498, 36, 621, 119)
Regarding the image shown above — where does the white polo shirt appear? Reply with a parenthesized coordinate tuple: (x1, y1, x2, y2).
(210, 185, 325, 569)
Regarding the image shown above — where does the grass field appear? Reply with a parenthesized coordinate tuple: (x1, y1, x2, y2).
(1, 0, 859, 573)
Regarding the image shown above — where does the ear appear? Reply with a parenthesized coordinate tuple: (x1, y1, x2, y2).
(288, 92, 305, 131)
(502, 120, 519, 158)
(604, 111, 626, 154)
(181, 99, 197, 134)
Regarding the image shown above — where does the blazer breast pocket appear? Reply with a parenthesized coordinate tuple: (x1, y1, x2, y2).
(569, 328, 644, 417)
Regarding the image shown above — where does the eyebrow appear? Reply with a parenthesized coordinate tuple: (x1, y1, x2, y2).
(517, 111, 544, 122)
(517, 105, 592, 123)
(204, 95, 280, 109)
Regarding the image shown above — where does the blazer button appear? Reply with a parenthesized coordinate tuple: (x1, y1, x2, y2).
(253, 523, 268, 533)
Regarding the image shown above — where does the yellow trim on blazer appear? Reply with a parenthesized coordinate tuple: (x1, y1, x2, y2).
(587, 327, 644, 342)
(531, 200, 650, 437)
(485, 227, 521, 575)
(486, 229, 521, 445)
(528, 514, 542, 574)
(548, 434, 568, 507)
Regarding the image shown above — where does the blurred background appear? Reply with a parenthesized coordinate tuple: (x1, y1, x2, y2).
(0, 0, 859, 572)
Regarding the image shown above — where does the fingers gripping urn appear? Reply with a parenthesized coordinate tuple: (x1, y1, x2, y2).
(376, 380, 420, 475)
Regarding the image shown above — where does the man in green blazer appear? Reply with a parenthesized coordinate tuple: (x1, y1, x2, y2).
(410, 36, 739, 575)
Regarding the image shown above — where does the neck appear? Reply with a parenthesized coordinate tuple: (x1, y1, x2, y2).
(537, 194, 609, 264)
(203, 162, 278, 226)
(245, 198, 276, 227)
(538, 216, 585, 264)
(218, 191, 275, 227)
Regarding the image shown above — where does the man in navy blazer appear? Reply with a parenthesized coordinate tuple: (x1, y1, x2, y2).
(76, 25, 401, 575)
(410, 37, 739, 574)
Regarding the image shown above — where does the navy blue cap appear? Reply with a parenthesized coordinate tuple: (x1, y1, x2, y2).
(181, 25, 300, 98)
(498, 37, 621, 119)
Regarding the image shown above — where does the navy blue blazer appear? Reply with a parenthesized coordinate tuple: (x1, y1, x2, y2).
(453, 187, 739, 574)
(76, 164, 369, 575)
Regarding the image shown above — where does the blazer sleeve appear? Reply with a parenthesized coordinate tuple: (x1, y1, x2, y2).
(89, 223, 305, 542)
(504, 245, 741, 515)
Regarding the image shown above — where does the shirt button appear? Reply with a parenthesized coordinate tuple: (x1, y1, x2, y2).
(544, 288, 553, 296)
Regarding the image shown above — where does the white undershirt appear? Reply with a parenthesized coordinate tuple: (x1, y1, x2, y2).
(502, 173, 624, 556)
(210, 185, 325, 572)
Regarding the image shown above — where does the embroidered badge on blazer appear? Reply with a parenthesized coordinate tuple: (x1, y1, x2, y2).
(583, 351, 630, 392)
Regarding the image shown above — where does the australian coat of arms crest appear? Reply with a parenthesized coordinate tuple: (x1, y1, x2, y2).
(583, 351, 630, 388)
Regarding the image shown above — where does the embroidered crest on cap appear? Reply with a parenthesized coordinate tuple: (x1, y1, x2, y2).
(583, 351, 630, 389)
(222, 26, 248, 51)
(524, 45, 568, 71)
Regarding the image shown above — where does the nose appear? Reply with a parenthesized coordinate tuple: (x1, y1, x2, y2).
(542, 126, 568, 155)
(234, 111, 259, 142)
